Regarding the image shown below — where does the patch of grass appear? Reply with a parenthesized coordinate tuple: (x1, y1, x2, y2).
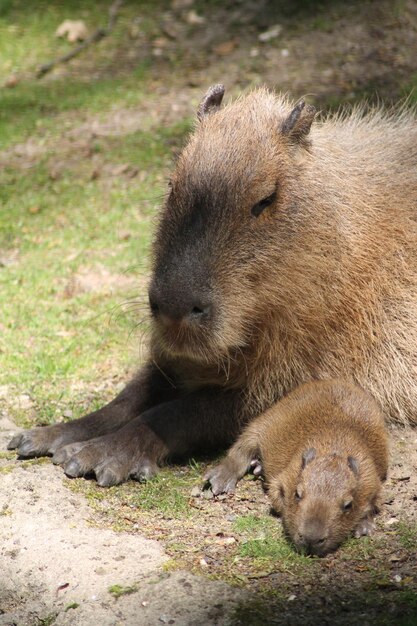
(108, 583, 137, 598)
(397, 520, 417, 551)
(67, 461, 204, 521)
(0, 117, 190, 424)
(338, 535, 383, 561)
(36, 615, 57, 626)
(233, 514, 314, 573)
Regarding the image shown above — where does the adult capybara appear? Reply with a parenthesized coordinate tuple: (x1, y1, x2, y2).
(8, 84, 417, 486)
(205, 379, 389, 556)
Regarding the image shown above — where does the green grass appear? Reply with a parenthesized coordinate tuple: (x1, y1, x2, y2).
(233, 514, 314, 573)
(0, 68, 191, 425)
(397, 520, 417, 551)
(108, 583, 137, 598)
(68, 461, 204, 521)
(0, 0, 190, 426)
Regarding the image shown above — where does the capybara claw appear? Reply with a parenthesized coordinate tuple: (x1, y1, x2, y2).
(204, 466, 237, 495)
(131, 460, 158, 483)
(8, 431, 50, 458)
(52, 442, 86, 466)
(17, 440, 41, 458)
(64, 458, 84, 478)
(96, 467, 121, 488)
(7, 433, 23, 450)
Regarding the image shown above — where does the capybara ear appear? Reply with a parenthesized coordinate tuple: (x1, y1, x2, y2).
(347, 455, 360, 476)
(301, 447, 316, 468)
(268, 478, 285, 514)
(197, 84, 225, 120)
(281, 100, 316, 144)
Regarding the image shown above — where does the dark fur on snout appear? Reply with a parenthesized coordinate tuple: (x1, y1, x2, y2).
(8, 85, 416, 486)
(205, 379, 388, 556)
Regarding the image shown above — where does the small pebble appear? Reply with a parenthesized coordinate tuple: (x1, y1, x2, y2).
(190, 486, 201, 498)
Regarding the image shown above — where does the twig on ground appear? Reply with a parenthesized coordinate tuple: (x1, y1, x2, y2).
(36, 0, 124, 78)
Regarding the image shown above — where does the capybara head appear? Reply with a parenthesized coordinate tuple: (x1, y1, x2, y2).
(269, 448, 380, 556)
(149, 85, 316, 363)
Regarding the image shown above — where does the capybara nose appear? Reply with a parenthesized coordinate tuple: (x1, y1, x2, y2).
(306, 536, 327, 550)
(148, 286, 211, 325)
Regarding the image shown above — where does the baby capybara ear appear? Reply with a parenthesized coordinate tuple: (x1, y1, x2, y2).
(281, 100, 316, 145)
(301, 447, 316, 469)
(347, 455, 360, 476)
(197, 84, 225, 120)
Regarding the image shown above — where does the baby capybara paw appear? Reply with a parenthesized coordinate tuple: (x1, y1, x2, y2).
(204, 462, 239, 495)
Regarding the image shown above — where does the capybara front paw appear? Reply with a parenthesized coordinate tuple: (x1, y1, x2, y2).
(59, 436, 158, 487)
(7, 425, 66, 458)
(204, 463, 239, 495)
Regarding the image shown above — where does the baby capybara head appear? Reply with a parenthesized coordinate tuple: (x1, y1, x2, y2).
(149, 85, 316, 362)
(269, 448, 380, 557)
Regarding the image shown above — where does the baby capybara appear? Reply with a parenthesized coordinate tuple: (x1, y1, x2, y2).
(205, 379, 388, 556)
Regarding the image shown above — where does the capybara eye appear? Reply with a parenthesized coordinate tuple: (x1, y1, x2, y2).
(342, 500, 353, 512)
(251, 191, 277, 217)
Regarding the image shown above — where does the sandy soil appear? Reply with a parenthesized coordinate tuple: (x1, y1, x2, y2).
(0, 416, 245, 626)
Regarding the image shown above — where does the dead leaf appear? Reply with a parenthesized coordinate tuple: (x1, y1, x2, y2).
(4, 74, 18, 88)
(185, 10, 205, 25)
(258, 24, 283, 43)
(55, 20, 88, 43)
(213, 40, 236, 56)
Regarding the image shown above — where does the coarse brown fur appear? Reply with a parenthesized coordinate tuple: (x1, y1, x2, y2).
(205, 379, 389, 555)
(8, 86, 417, 487)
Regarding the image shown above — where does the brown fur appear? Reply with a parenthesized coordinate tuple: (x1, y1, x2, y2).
(205, 379, 389, 555)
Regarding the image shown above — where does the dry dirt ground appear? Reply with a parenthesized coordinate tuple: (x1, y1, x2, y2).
(2, 1, 417, 625)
